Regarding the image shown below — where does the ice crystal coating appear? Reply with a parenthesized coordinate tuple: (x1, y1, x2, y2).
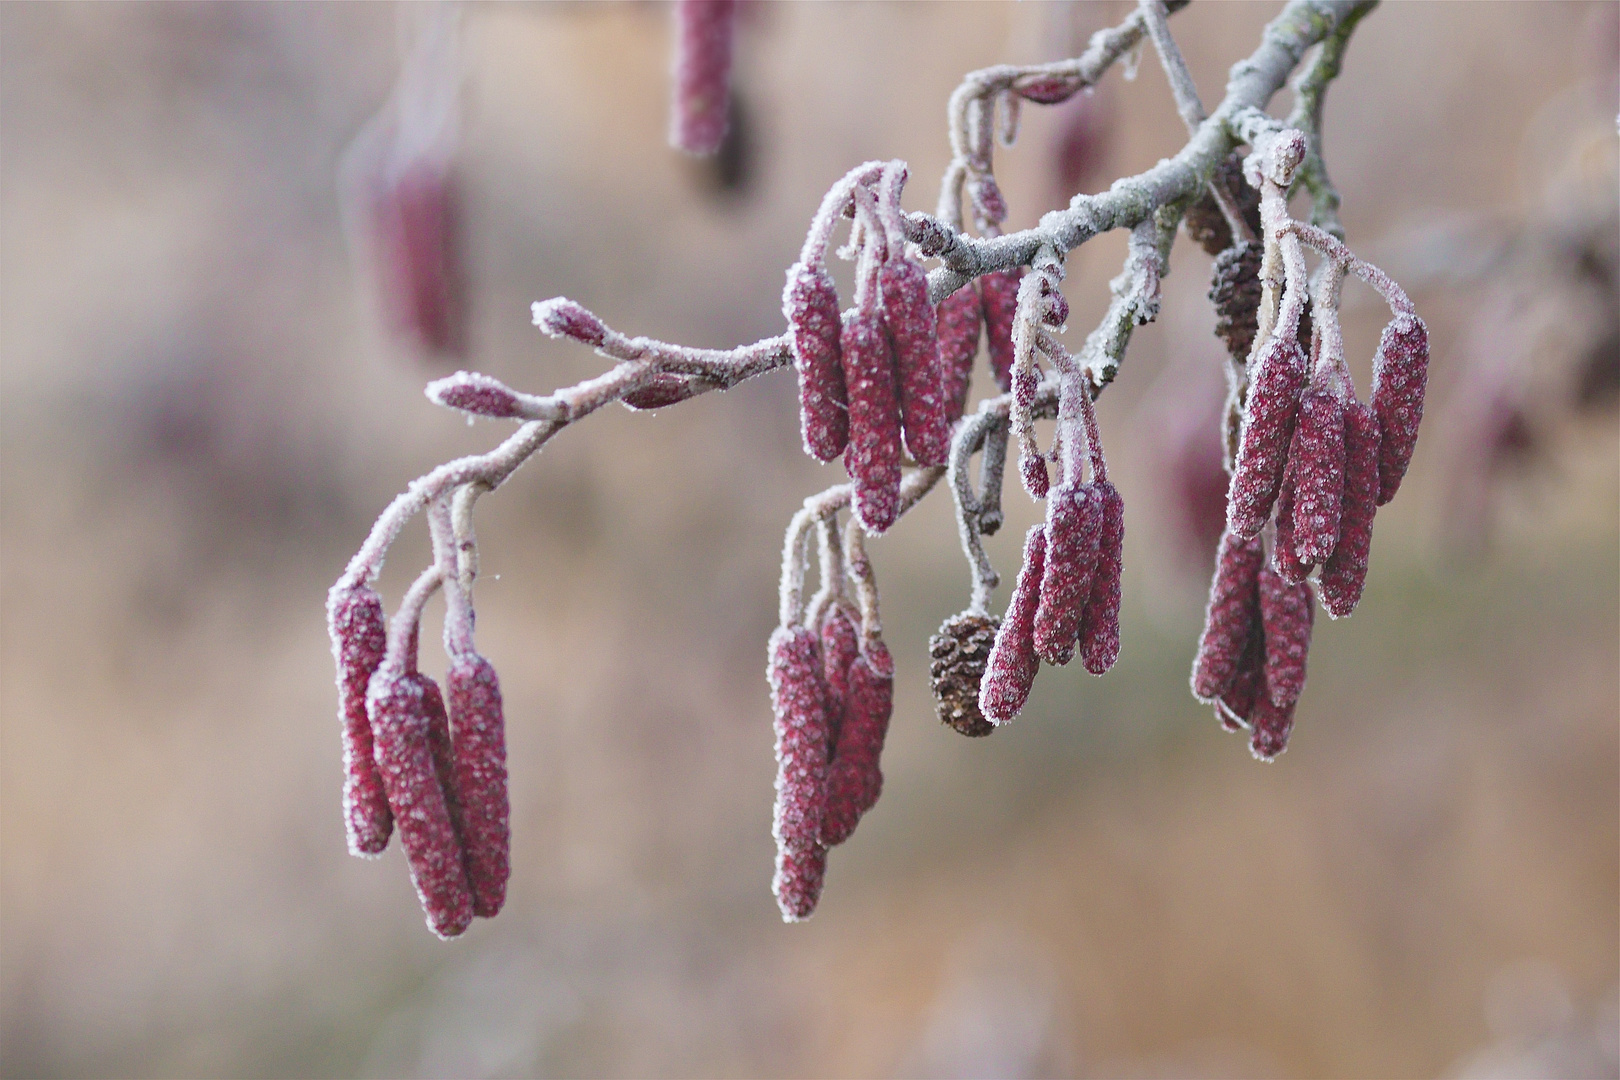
(623, 373, 717, 411)
(967, 174, 1008, 226)
(1215, 627, 1266, 732)
(1271, 465, 1315, 586)
(1288, 385, 1347, 564)
(821, 640, 893, 848)
(366, 668, 475, 939)
(784, 262, 849, 461)
(669, 0, 736, 156)
(1227, 334, 1308, 537)
(1210, 241, 1262, 362)
(1078, 480, 1125, 675)
(427, 371, 525, 419)
(841, 311, 903, 533)
(328, 582, 393, 857)
(1258, 566, 1313, 709)
(1370, 312, 1430, 504)
(1248, 689, 1297, 761)
(936, 284, 983, 421)
(980, 525, 1047, 724)
(1191, 529, 1264, 702)
(819, 606, 860, 757)
(929, 612, 1000, 737)
(445, 653, 511, 918)
(1033, 483, 1104, 666)
(980, 268, 1023, 392)
(1319, 400, 1381, 618)
(879, 256, 951, 466)
(532, 298, 607, 346)
(767, 625, 830, 919)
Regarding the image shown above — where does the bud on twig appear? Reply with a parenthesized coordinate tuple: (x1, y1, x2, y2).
(1370, 312, 1430, 504)
(622, 373, 720, 411)
(426, 371, 528, 420)
(531, 298, 607, 346)
(767, 625, 831, 919)
(445, 653, 510, 918)
(929, 612, 1000, 737)
(328, 581, 393, 857)
(1191, 529, 1264, 702)
(784, 262, 849, 461)
(980, 525, 1047, 724)
(1319, 400, 1381, 617)
(670, 0, 737, 157)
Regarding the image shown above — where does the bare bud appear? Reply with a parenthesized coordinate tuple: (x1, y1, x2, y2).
(980, 525, 1047, 724)
(622, 373, 719, 411)
(531, 298, 607, 346)
(427, 371, 526, 419)
(1370, 313, 1429, 504)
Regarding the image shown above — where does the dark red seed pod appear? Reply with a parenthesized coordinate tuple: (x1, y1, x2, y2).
(936, 283, 983, 421)
(767, 625, 831, 918)
(1191, 529, 1264, 702)
(1034, 483, 1104, 666)
(1370, 313, 1429, 505)
(445, 653, 510, 919)
(1259, 566, 1313, 709)
(821, 640, 893, 847)
(1288, 386, 1347, 564)
(820, 606, 860, 757)
(1320, 400, 1382, 618)
(669, 0, 737, 156)
(879, 256, 951, 466)
(1079, 480, 1125, 675)
(1227, 334, 1308, 537)
(1249, 688, 1298, 762)
(367, 669, 475, 939)
(1271, 464, 1315, 586)
(980, 268, 1023, 392)
(622, 373, 719, 411)
(1215, 624, 1266, 732)
(783, 262, 849, 460)
(329, 582, 394, 857)
(980, 525, 1048, 724)
(841, 310, 903, 533)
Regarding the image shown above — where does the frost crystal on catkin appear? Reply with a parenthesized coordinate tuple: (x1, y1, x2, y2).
(784, 262, 849, 461)
(1033, 483, 1103, 667)
(1248, 688, 1298, 762)
(1271, 466, 1315, 586)
(929, 612, 1000, 737)
(1370, 313, 1430, 505)
(1078, 481, 1125, 675)
(980, 525, 1047, 724)
(1319, 400, 1381, 617)
(1288, 386, 1347, 564)
(841, 311, 903, 533)
(1258, 566, 1312, 709)
(821, 640, 893, 848)
(936, 284, 983, 421)
(820, 606, 860, 756)
(880, 256, 951, 466)
(980, 268, 1023, 392)
(669, 0, 737, 156)
(1228, 334, 1308, 537)
(445, 653, 510, 919)
(1191, 529, 1264, 702)
(328, 582, 393, 857)
(766, 626, 830, 920)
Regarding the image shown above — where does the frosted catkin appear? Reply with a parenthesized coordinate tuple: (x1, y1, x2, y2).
(445, 653, 511, 919)
(980, 525, 1047, 724)
(841, 311, 903, 533)
(1033, 483, 1103, 667)
(1227, 335, 1308, 537)
(784, 262, 849, 461)
(1258, 566, 1313, 709)
(1319, 400, 1381, 617)
(1216, 627, 1266, 732)
(936, 284, 983, 421)
(820, 640, 893, 847)
(880, 257, 951, 467)
(328, 582, 393, 857)
(1191, 529, 1264, 702)
(1249, 688, 1297, 761)
(819, 606, 860, 758)
(1288, 386, 1347, 564)
(980, 268, 1023, 392)
(1271, 465, 1315, 586)
(767, 626, 831, 920)
(1078, 481, 1125, 675)
(1370, 313, 1430, 504)
(669, 0, 736, 156)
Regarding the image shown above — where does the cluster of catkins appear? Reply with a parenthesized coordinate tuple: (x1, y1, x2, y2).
(1190, 163, 1430, 759)
(327, 579, 510, 938)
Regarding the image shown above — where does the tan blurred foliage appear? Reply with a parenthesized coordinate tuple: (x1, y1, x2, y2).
(1, 3, 1614, 1077)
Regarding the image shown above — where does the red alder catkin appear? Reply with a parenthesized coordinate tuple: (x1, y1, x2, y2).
(1078, 480, 1125, 675)
(1227, 334, 1308, 537)
(1258, 565, 1313, 709)
(980, 525, 1047, 723)
(980, 268, 1023, 392)
(328, 582, 393, 857)
(1216, 627, 1266, 732)
(767, 625, 831, 919)
(1271, 465, 1315, 586)
(374, 161, 466, 357)
(1191, 529, 1264, 702)
(1034, 482, 1104, 667)
(1248, 687, 1298, 762)
(1370, 312, 1430, 505)
(880, 255, 951, 467)
(841, 310, 904, 533)
(820, 606, 860, 757)
(937, 283, 983, 420)
(367, 668, 475, 939)
(669, 0, 737, 157)
(1288, 385, 1347, 565)
(784, 262, 849, 461)
(445, 652, 511, 919)
(1319, 400, 1381, 617)
(821, 639, 893, 847)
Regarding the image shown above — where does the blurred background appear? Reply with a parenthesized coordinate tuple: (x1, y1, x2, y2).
(2, 2, 1615, 1076)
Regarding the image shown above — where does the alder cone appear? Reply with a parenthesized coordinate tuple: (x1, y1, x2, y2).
(1259, 567, 1313, 709)
(1209, 241, 1262, 362)
(767, 625, 831, 919)
(880, 257, 951, 466)
(1271, 465, 1315, 586)
(1228, 334, 1308, 537)
(841, 311, 903, 533)
(1289, 387, 1348, 564)
(1370, 313, 1430, 504)
(1185, 156, 1262, 257)
(821, 640, 893, 847)
(366, 670, 475, 939)
(783, 262, 848, 460)
(1191, 529, 1264, 702)
(1078, 481, 1125, 675)
(1034, 483, 1103, 667)
(446, 654, 511, 918)
(980, 268, 1023, 392)
(328, 582, 393, 857)
(670, 0, 736, 156)
(936, 284, 983, 420)
(1320, 400, 1381, 617)
(819, 606, 860, 757)
(929, 612, 1000, 737)
(980, 525, 1047, 724)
